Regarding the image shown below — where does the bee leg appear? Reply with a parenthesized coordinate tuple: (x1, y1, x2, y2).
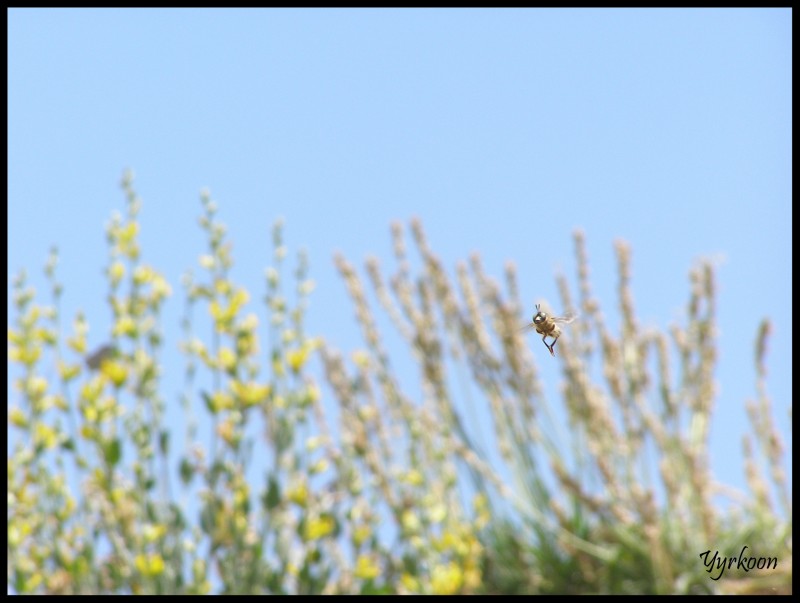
(541, 333, 551, 355)
(541, 334, 555, 357)
(549, 333, 560, 356)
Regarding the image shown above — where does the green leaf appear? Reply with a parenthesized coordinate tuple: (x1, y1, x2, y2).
(201, 390, 216, 414)
(179, 457, 194, 485)
(104, 438, 122, 467)
(264, 475, 281, 510)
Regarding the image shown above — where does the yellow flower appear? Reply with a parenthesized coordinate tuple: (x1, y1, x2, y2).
(400, 573, 420, 593)
(428, 502, 447, 524)
(218, 347, 237, 372)
(80, 424, 98, 440)
(287, 481, 308, 508)
(352, 525, 371, 547)
(58, 360, 82, 382)
(80, 379, 103, 407)
(431, 561, 463, 595)
(9, 407, 28, 428)
(272, 355, 285, 377)
(110, 487, 126, 504)
(34, 423, 59, 451)
(100, 359, 128, 388)
(214, 278, 232, 296)
(231, 288, 250, 311)
(209, 300, 223, 322)
(20, 304, 40, 327)
(108, 261, 126, 286)
(11, 344, 41, 366)
(112, 315, 137, 337)
(403, 469, 425, 487)
(434, 530, 458, 553)
(304, 514, 336, 541)
(113, 221, 140, 259)
(120, 221, 139, 245)
(354, 554, 380, 580)
(210, 296, 246, 332)
(287, 347, 310, 373)
(209, 391, 234, 412)
(305, 435, 323, 451)
(67, 334, 87, 355)
(143, 523, 167, 543)
(352, 350, 370, 369)
(309, 458, 329, 475)
(36, 326, 57, 345)
(152, 275, 172, 301)
(133, 265, 154, 285)
(8, 524, 22, 547)
(233, 481, 250, 509)
(401, 510, 421, 534)
(26, 376, 48, 399)
(22, 573, 44, 593)
(235, 329, 258, 357)
(304, 383, 321, 405)
(135, 553, 165, 577)
(463, 565, 482, 592)
(357, 404, 377, 422)
(230, 381, 271, 408)
(40, 394, 64, 413)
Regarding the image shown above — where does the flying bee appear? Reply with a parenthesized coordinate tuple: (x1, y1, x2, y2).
(520, 304, 577, 357)
(85, 343, 118, 370)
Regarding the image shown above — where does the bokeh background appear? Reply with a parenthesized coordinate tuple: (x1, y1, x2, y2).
(8, 6, 791, 534)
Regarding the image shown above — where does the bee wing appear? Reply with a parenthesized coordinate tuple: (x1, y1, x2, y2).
(551, 312, 578, 325)
(519, 323, 537, 334)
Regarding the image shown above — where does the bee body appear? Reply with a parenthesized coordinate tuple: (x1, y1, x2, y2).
(520, 304, 576, 357)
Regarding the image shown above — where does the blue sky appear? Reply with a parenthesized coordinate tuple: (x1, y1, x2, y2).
(9, 9, 791, 512)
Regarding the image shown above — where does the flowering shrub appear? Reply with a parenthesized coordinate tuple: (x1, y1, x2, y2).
(8, 174, 791, 594)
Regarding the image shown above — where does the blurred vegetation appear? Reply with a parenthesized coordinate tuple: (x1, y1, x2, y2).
(7, 174, 791, 594)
